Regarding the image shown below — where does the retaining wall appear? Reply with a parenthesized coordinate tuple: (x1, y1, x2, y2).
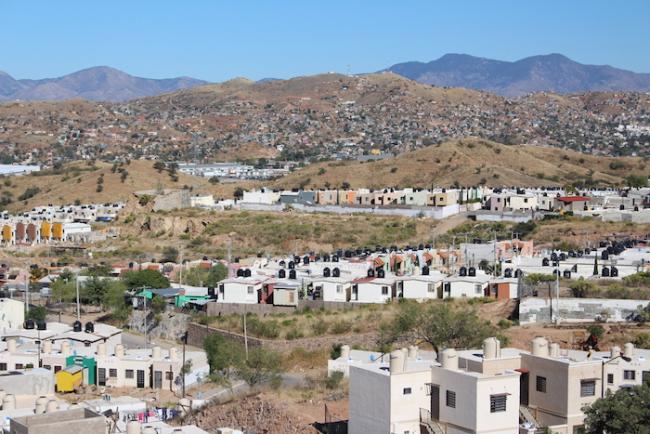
(519, 297, 650, 324)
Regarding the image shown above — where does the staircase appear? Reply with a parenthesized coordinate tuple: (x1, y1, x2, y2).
(419, 408, 445, 434)
(519, 405, 540, 428)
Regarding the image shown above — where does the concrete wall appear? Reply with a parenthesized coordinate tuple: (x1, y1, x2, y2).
(240, 202, 461, 219)
(519, 297, 650, 324)
(349, 367, 390, 434)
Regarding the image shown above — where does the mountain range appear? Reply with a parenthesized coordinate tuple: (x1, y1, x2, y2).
(385, 53, 650, 96)
(0, 66, 207, 102)
(1, 54, 650, 102)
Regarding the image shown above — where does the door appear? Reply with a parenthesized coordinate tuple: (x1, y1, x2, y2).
(137, 369, 145, 388)
(98, 368, 106, 386)
(519, 371, 529, 406)
(430, 384, 440, 421)
(154, 370, 163, 389)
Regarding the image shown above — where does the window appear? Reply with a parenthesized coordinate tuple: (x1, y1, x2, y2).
(446, 390, 456, 408)
(524, 198, 529, 203)
(580, 380, 596, 397)
(0, 363, 6, 371)
(125, 369, 134, 379)
(607, 373, 614, 384)
(624, 370, 636, 381)
(15, 363, 23, 370)
(247, 286, 254, 294)
(166, 371, 174, 380)
(336, 285, 343, 294)
(403, 387, 412, 395)
(109, 369, 117, 378)
(54, 366, 61, 373)
(643, 371, 650, 385)
(490, 394, 507, 413)
(43, 365, 51, 370)
(536, 376, 547, 393)
(381, 286, 389, 295)
(475, 284, 483, 294)
(427, 283, 436, 293)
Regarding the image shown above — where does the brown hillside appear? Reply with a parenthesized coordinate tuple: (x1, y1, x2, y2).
(268, 138, 647, 189)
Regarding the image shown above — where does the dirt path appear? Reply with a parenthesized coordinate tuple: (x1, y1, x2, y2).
(430, 213, 470, 238)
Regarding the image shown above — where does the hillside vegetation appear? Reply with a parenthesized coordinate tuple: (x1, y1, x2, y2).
(269, 138, 647, 189)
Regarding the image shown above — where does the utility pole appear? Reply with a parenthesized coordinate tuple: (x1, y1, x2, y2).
(76, 276, 80, 320)
(243, 306, 249, 360)
(182, 331, 187, 398)
(143, 287, 148, 351)
(179, 248, 184, 286)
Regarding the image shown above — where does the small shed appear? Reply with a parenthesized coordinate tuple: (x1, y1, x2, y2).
(55, 365, 83, 392)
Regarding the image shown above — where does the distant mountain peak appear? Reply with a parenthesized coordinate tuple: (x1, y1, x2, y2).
(0, 66, 209, 102)
(385, 53, 650, 96)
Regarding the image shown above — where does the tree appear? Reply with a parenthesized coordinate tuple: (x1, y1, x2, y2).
(583, 384, 650, 433)
(51, 277, 75, 303)
(81, 276, 109, 305)
(103, 280, 130, 322)
(626, 174, 648, 189)
(233, 187, 244, 200)
(122, 269, 170, 290)
(150, 295, 167, 315)
(182, 264, 228, 287)
(161, 246, 179, 263)
(236, 347, 283, 387)
(153, 161, 166, 173)
(27, 306, 47, 322)
(203, 333, 244, 374)
(379, 302, 497, 353)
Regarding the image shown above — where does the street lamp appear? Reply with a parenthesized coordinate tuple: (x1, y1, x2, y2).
(601, 353, 632, 397)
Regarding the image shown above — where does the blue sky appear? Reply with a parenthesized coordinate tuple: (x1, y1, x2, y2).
(2, 0, 649, 81)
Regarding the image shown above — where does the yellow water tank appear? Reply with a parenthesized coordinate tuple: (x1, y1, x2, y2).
(41, 221, 52, 239)
(2, 225, 12, 242)
(52, 222, 64, 240)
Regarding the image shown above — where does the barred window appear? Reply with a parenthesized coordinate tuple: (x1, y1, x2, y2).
(446, 390, 456, 408)
(536, 376, 547, 393)
(580, 380, 596, 397)
(125, 369, 134, 379)
(624, 370, 636, 381)
(490, 394, 507, 413)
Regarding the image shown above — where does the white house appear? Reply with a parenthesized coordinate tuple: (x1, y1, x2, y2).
(217, 276, 268, 304)
(351, 276, 396, 303)
(442, 271, 491, 299)
(310, 276, 352, 302)
(397, 272, 445, 301)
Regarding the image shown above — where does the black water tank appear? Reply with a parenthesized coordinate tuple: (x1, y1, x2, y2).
(542, 258, 550, 267)
(279, 260, 286, 267)
(422, 266, 430, 276)
(323, 268, 330, 278)
(551, 252, 558, 262)
(514, 269, 523, 278)
(563, 270, 571, 279)
(279, 269, 287, 279)
(559, 253, 567, 261)
(303, 256, 310, 265)
(468, 267, 476, 277)
(25, 319, 35, 330)
(367, 268, 375, 278)
(602, 267, 610, 277)
(504, 268, 513, 278)
(37, 320, 46, 331)
(236, 269, 245, 277)
(601, 251, 609, 260)
(85, 322, 94, 333)
(459, 267, 467, 277)
(332, 256, 339, 262)
(332, 268, 340, 278)
(73, 320, 82, 332)
(289, 269, 297, 280)
(288, 261, 295, 270)
(377, 269, 385, 278)
(244, 269, 252, 277)
(207, 287, 216, 298)
(611, 267, 619, 277)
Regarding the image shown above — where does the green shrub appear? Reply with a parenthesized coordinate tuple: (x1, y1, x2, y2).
(325, 371, 344, 389)
(285, 328, 304, 340)
(312, 321, 329, 336)
(330, 320, 352, 334)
